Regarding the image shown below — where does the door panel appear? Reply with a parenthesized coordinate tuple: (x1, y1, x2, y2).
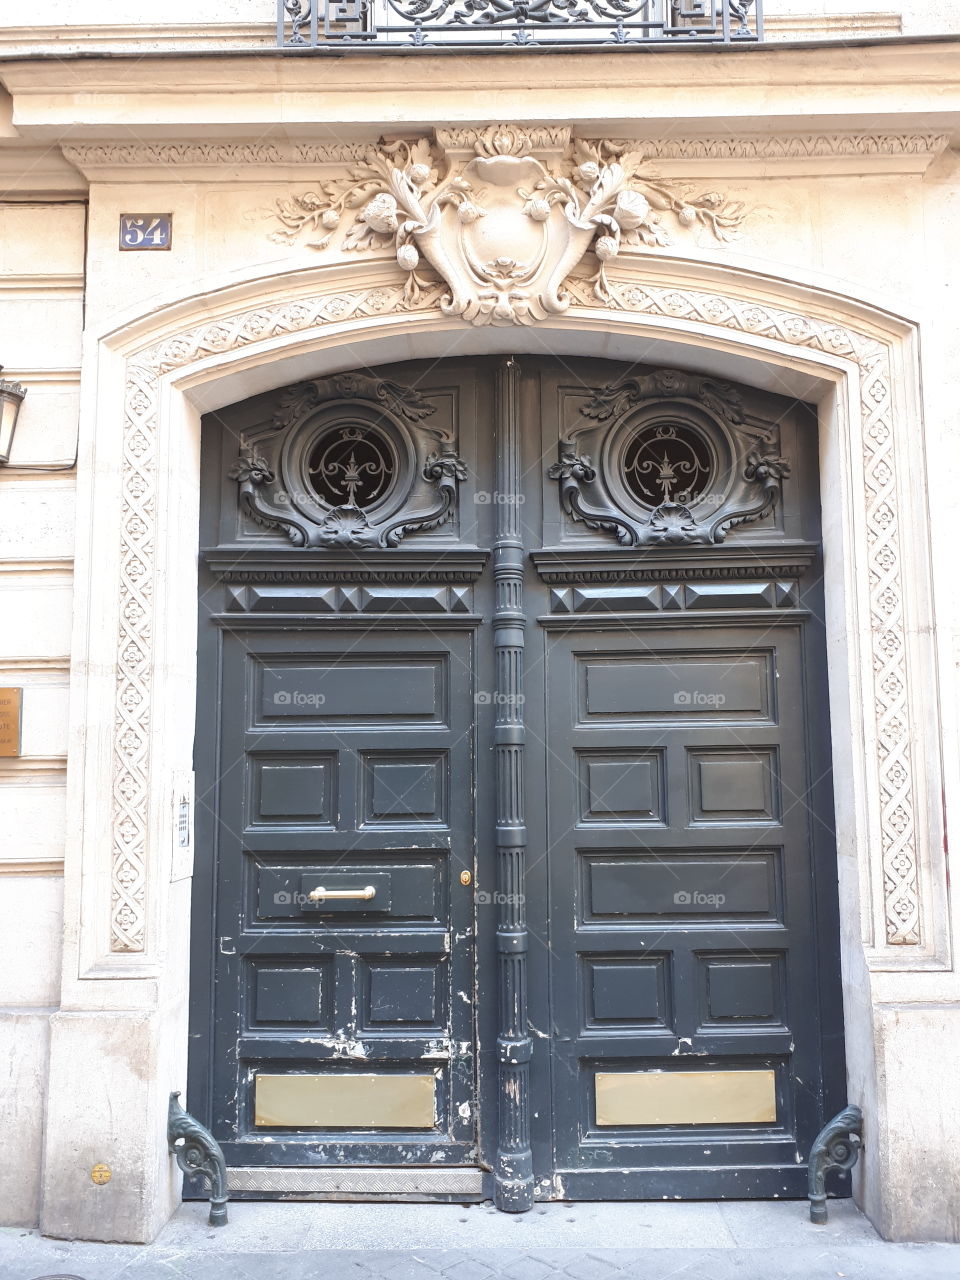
(543, 622, 830, 1196)
(209, 626, 477, 1168)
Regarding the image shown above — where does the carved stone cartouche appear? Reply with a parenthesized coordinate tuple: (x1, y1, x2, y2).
(268, 127, 749, 326)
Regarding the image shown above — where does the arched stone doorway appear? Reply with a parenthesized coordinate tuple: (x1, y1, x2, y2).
(40, 257, 948, 1242)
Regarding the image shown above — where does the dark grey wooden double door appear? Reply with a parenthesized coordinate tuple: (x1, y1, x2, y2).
(191, 355, 845, 1205)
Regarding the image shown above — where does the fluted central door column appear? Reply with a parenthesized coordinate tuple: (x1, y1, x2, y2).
(492, 357, 535, 1212)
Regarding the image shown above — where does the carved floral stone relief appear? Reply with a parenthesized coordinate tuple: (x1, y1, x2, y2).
(266, 126, 748, 325)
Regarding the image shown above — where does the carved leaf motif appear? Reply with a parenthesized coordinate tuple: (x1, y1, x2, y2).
(228, 450, 274, 485)
(271, 373, 437, 432)
(375, 378, 438, 424)
(699, 379, 745, 425)
(424, 450, 469, 482)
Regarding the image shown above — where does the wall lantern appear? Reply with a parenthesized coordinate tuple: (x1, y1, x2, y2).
(0, 367, 27, 465)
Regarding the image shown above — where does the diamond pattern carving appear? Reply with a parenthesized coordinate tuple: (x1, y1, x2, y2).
(112, 271, 922, 951)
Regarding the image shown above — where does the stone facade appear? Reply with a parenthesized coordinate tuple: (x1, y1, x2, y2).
(1, 13, 959, 1246)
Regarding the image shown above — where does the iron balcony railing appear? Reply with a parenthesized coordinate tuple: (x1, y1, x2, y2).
(277, 0, 762, 49)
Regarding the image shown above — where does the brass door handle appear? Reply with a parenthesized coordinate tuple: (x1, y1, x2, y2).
(307, 885, 377, 902)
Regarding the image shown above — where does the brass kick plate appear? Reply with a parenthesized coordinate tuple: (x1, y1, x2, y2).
(255, 1072, 436, 1129)
(595, 1069, 777, 1126)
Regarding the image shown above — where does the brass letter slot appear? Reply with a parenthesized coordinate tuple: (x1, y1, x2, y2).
(308, 885, 376, 902)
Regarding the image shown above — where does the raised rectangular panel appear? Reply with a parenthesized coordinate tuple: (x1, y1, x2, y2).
(689, 749, 779, 823)
(595, 1069, 777, 1126)
(363, 962, 441, 1027)
(18, 684, 69, 758)
(579, 753, 663, 824)
(701, 759, 765, 812)
(0, 875, 63, 1005)
(254, 1073, 436, 1129)
(254, 759, 334, 823)
(0, 782, 66, 865)
(0, 205, 85, 276)
(362, 754, 446, 824)
(584, 854, 777, 920)
(585, 958, 669, 1028)
(256, 860, 440, 923)
(702, 957, 782, 1024)
(0, 578, 72, 660)
(684, 582, 776, 610)
(259, 659, 444, 724)
(253, 966, 332, 1028)
(579, 653, 771, 722)
(247, 587, 338, 613)
(2, 299, 82, 369)
(0, 483, 76, 560)
(570, 586, 660, 614)
(358, 587, 449, 613)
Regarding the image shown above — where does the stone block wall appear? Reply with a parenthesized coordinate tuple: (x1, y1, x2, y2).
(0, 199, 83, 1227)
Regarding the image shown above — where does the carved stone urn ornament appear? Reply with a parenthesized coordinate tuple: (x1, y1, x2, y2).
(228, 371, 468, 548)
(269, 126, 748, 326)
(549, 368, 790, 546)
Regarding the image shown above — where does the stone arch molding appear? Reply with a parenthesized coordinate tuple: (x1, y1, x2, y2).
(91, 258, 948, 975)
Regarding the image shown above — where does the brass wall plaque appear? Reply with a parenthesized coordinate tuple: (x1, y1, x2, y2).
(255, 1072, 435, 1129)
(91, 1163, 112, 1185)
(595, 1069, 777, 1127)
(0, 688, 22, 758)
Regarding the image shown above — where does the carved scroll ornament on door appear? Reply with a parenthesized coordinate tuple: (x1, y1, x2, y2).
(549, 368, 790, 547)
(229, 371, 467, 548)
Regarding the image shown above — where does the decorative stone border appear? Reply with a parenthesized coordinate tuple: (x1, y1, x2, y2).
(109, 269, 937, 961)
(62, 132, 949, 171)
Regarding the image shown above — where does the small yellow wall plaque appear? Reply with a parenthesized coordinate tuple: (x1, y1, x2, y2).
(91, 1163, 112, 1185)
(0, 688, 22, 758)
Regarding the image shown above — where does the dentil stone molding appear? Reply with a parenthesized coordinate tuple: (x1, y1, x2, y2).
(267, 126, 748, 324)
(61, 141, 372, 168)
(621, 132, 950, 160)
(60, 132, 950, 173)
(109, 272, 930, 958)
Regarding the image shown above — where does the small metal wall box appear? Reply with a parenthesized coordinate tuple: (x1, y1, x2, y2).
(167, 1091, 229, 1226)
(808, 1103, 863, 1223)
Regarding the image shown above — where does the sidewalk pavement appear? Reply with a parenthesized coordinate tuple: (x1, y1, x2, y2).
(3, 1198, 959, 1280)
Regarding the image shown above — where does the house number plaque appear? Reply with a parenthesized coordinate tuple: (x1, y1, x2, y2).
(0, 688, 22, 757)
(119, 214, 172, 251)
